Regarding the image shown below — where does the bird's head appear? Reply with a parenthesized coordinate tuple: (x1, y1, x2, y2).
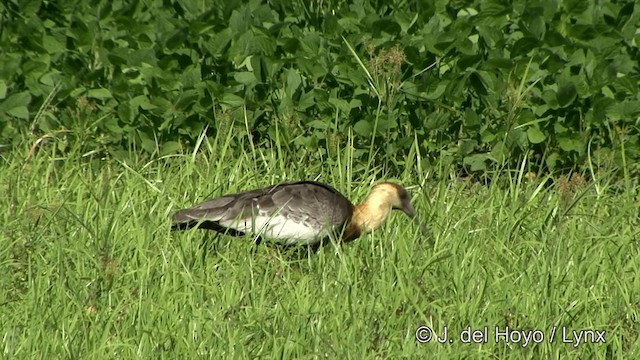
(355, 182, 428, 235)
(370, 182, 417, 216)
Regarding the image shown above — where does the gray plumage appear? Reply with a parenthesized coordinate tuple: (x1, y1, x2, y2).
(172, 181, 354, 245)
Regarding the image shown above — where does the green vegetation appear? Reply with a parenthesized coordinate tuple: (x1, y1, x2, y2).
(1, 0, 639, 175)
(1, 0, 639, 358)
(2, 139, 638, 358)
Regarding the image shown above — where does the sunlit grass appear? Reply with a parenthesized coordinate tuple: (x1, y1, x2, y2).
(1, 135, 638, 359)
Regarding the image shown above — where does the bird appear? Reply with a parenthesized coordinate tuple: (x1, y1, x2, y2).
(171, 181, 426, 247)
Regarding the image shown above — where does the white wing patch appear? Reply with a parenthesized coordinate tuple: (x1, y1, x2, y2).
(218, 214, 330, 245)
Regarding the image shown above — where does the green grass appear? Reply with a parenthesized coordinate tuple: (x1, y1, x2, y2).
(1, 136, 638, 359)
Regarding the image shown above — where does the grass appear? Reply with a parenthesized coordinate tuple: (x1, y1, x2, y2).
(1, 134, 639, 359)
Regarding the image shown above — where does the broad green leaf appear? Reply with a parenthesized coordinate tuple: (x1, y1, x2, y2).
(329, 98, 350, 114)
(375, 118, 396, 131)
(459, 139, 477, 154)
(117, 103, 132, 123)
(307, 120, 329, 130)
(140, 136, 157, 154)
(103, 116, 124, 134)
(563, 0, 589, 15)
(180, 64, 201, 88)
(541, 89, 559, 109)
(480, 0, 511, 16)
(229, 7, 249, 33)
(297, 57, 328, 80)
(328, 97, 362, 114)
(42, 35, 65, 54)
(179, 0, 203, 17)
(87, 88, 113, 100)
(508, 128, 528, 149)
(523, 15, 546, 39)
(618, 3, 637, 41)
(129, 49, 157, 66)
(0, 92, 31, 112)
(516, 109, 535, 124)
(554, 122, 569, 134)
(234, 72, 257, 85)
(556, 84, 577, 108)
(22, 60, 48, 78)
(477, 25, 502, 47)
(161, 141, 181, 155)
(558, 137, 583, 153)
(353, 120, 372, 137)
(40, 71, 60, 87)
(424, 81, 448, 100)
(464, 108, 481, 128)
(0, 81, 7, 99)
(324, 14, 340, 34)
(286, 69, 302, 96)
(8, 106, 29, 119)
(130, 95, 156, 110)
(469, 72, 488, 96)
(463, 154, 488, 171)
(253, 32, 276, 56)
(533, 104, 549, 116)
(372, 19, 401, 35)
(606, 100, 640, 122)
(458, 55, 483, 70)
(230, 31, 259, 66)
(220, 93, 244, 107)
(299, 31, 321, 55)
(394, 12, 418, 33)
(527, 127, 546, 144)
(425, 112, 449, 130)
(349, 99, 362, 109)
(490, 141, 508, 163)
(485, 58, 514, 70)
(610, 54, 636, 76)
(481, 128, 497, 143)
(166, 29, 188, 50)
(545, 152, 561, 170)
(298, 90, 315, 110)
(512, 37, 541, 56)
(204, 28, 233, 56)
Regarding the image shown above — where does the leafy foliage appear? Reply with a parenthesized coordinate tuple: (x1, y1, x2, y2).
(1, 142, 638, 358)
(1, 0, 639, 176)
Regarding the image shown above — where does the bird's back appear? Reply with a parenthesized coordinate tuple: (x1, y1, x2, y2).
(172, 181, 354, 245)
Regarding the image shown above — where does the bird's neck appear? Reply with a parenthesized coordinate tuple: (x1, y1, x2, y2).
(343, 194, 393, 241)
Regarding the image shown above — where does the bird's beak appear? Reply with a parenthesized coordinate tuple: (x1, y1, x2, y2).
(401, 200, 429, 235)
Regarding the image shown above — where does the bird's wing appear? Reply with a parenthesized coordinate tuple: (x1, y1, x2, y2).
(172, 187, 269, 224)
(172, 181, 354, 237)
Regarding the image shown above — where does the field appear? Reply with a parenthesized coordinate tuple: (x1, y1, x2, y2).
(2, 0, 639, 358)
(1, 137, 638, 359)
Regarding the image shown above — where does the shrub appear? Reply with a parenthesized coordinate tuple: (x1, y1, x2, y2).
(1, 0, 638, 177)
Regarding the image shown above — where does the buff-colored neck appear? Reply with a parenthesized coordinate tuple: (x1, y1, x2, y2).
(350, 186, 397, 234)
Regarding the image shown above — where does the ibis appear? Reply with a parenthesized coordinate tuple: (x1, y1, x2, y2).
(171, 181, 426, 246)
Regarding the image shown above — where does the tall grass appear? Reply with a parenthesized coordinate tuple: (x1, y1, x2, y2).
(1, 131, 638, 359)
